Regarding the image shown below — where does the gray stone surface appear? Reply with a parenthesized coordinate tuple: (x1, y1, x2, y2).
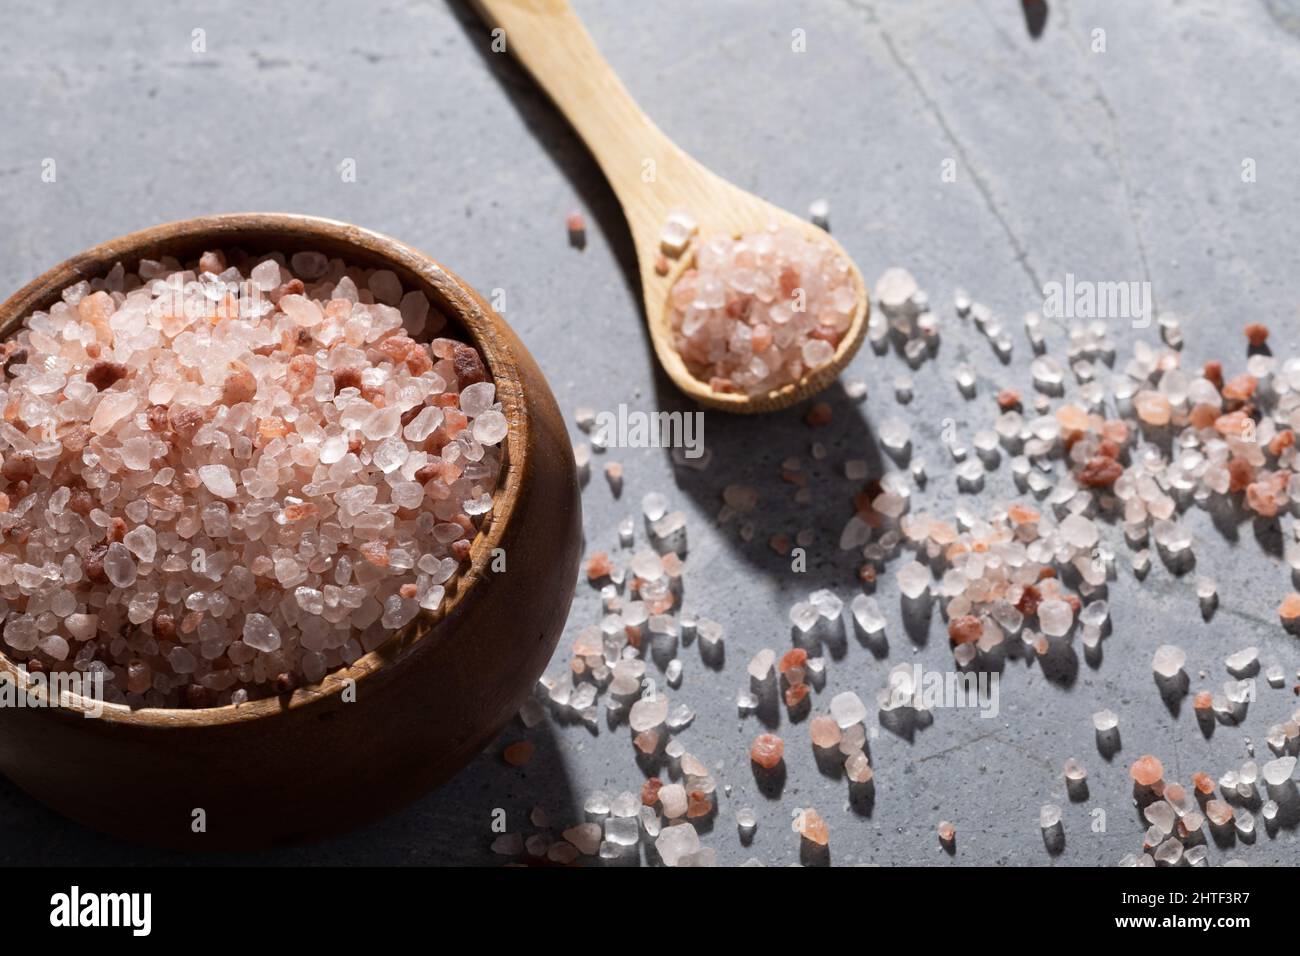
(1, 0, 1299, 866)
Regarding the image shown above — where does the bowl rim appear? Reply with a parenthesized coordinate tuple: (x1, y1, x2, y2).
(0, 212, 526, 727)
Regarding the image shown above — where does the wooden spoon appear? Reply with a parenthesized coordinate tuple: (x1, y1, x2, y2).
(472, 0, 869, 414)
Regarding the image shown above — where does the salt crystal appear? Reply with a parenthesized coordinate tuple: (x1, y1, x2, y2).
(789, 601, 819, 633)
(1092, 709, 1119, 732)
(1224, 646, 1258, 677)
(897, 561, 929, 600)
(875, 267, 918, 316)
(1144, 800, 1176, 834)
(642, 492, 668, 522)
(605, 816, 640, 846)
(1153, 839, 1183, 866)
(850, 594, 885, 635)
(696, 619, 724, 649)
(1037, 598, 1073, 637)
(242, 613, 282, 653)
(747, 648, 775, 682)
(1151, 644, 1186, 679)
(198, 464, 237, 499)
(879, 418, 911, 456)
(629, 695, 668, 732)
(103, 543, 137, 589)
(1262, 756, 1296, 787)
(658, 783, 688, 819)
(122, 525, 157, 563)
(655, 822, 700, 866)
(808, 198, 830, 229)
(809, 589, 843, 620)
(830, 691, 867, 729)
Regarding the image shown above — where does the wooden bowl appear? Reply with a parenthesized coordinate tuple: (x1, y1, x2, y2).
(0, 214, 582, 850)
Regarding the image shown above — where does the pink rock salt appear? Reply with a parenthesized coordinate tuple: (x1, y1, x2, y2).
(750, 732, 785, 769)
(0, 251, 503, 706)
(667, 225, 859, 396)
(809, 715, 841, 749)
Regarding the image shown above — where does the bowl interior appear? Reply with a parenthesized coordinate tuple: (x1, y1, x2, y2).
(0, 213, 523, 726)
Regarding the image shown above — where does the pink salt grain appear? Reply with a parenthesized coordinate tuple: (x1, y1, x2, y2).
(750, 733, 784, 769)
(809, 715, 841, 749)
(0, 251, 505, 706)
(667, 225, 858, 395)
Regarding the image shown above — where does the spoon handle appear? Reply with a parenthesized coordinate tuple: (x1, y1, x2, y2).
(471, 0, 692, 239)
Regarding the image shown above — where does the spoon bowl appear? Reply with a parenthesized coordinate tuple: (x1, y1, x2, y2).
(0, 213, 582, 849)
(474, 0, 869, 413)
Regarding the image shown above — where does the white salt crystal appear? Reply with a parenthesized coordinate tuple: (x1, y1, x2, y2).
(897, 561, 929, 600)
(655, 822, 699, 866)
(875, 267, 917, 316)
(104, 543, 137, 588)
(809, 588, 843, 620)
(122, 526, 157, 563)
(789, 601, 819, 633)
(830, 691, 867, 729)
(879, 417, 910, 455)
(605, 816, 640, 846)
(64, 614, 97, 642)
(850, 594, 885, 635)
(1037, 599, 1073, 637)
(38, 634, 69, 661)
(250, 259, 281, 291)
(1225, 646, 1258, 677)
(747, 648, 774, 682)
(642, 492, 667, 522)
(658, 783, 687, 819)
(472, 409, 508, 444)
(1151, 644, 1186, 679)
(242, 612, 282, 653)
(3, 616, 37, 652)
(1262, 756, 1296, 787)
(629, 695, 668, 732)
(659, 211, 697, 257)
(696, 619, 724, 648)
(808, 198, 830, 229)
(197, 464, 237, 499)
(362, 406, 402, 441)
(1092, 709, 1119, 732)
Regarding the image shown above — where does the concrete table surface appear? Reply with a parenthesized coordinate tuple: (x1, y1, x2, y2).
(1, 0, 1299, 866)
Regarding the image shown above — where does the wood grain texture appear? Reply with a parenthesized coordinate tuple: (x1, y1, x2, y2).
(472, 0, 869, 413)
(0, 213, 581, 849)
